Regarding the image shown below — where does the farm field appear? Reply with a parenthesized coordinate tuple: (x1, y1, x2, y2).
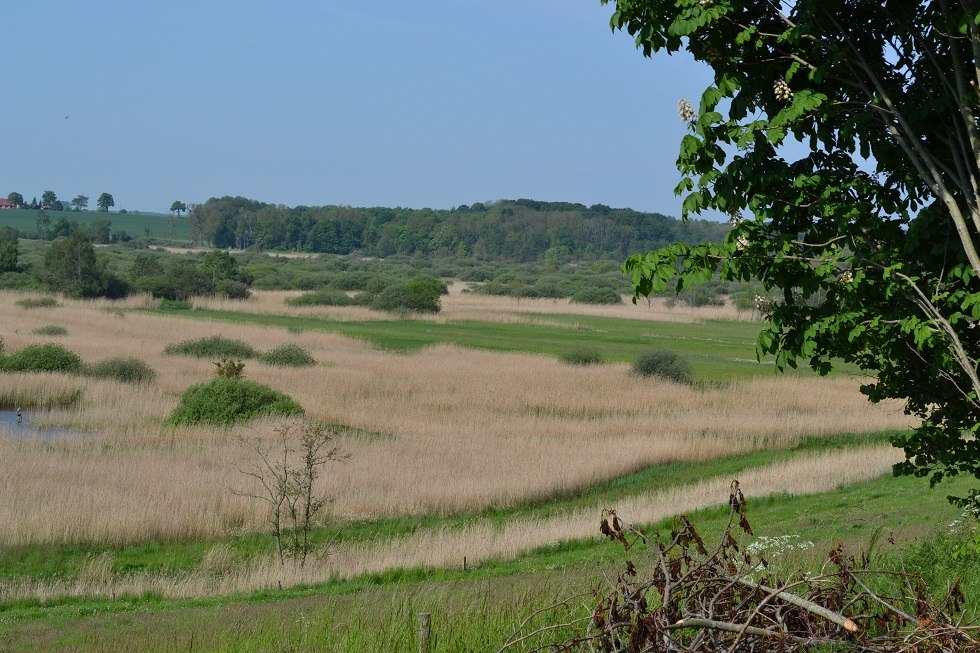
(0, 286, 973, 651)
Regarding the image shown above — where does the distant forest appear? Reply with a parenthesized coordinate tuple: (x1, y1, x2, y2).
(187, 197, 730, 262)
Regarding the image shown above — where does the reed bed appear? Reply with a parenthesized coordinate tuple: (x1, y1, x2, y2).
(0, 445, 898, 602)
(189, 285, 753, 324)
(0, 291, 910, 549)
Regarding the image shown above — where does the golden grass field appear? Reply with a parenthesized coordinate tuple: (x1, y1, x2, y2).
(0, 288, 913, 598)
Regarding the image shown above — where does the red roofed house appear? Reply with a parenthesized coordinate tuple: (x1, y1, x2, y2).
(0, 198, 15, 209)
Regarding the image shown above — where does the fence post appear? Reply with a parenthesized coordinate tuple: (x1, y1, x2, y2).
(418, 612, 432, 653)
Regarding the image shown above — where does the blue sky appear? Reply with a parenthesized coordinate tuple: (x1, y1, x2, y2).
(1, 1, 714, 216)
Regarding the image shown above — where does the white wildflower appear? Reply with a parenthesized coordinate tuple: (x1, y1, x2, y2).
(839, 270, 854, 284)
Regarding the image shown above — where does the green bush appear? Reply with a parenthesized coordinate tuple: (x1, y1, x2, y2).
(286, 289, 357, 307)
(560, 348, 603, 366)
(370, 284, 409, 313)
(570, 286, 622, 305)
(15, 297, 59, 309)
(167, 378, 304, 426)
(31, 325, 68, 336)
(86, 357, 157, 384)
(330, 271, 371, 291)
(631, 349, 694, 384)
(259, 344, 316, 367)
(216, 279, 250, 300)
(371, 276, 444, 313)
(164, 335, 257, 359)
(0, 343, 82, 374)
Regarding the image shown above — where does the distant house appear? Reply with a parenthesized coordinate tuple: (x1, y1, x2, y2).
(0, 198, 15, 209)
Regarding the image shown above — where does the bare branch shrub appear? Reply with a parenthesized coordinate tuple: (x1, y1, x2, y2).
(235, 421, 348, 569)
(504, 481, 979, 652)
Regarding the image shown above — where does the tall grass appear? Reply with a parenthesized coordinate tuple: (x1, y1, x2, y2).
(0, 290, 913, 552)
(0, 445, 900, 601)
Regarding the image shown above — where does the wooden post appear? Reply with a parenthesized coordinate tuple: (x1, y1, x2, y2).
(418, 612, 431, 653)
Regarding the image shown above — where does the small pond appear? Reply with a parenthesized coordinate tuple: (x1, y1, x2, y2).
(0, 410, 84, 439)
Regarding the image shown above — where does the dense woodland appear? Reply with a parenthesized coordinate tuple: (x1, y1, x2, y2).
(0, 198, 741, 310)
(186, 197, 729, 261)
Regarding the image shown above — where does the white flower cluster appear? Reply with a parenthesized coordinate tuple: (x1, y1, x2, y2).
(728, 211, 743, 226)
(735, 235, 750, 251)
(677, 98, 697, 122)
(745, 534, 815, 558)
(948, 507, 980, 535)
(754, 294, 773, 315)
(773, 78, 793, 102)
(839, 270, 854, 284)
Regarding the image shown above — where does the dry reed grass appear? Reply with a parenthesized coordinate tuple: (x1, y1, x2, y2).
(0, 290, 910, 549)
(0, 445, 897, 601)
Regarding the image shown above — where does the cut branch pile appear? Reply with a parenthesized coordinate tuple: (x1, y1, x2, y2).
(504, 481, 979, 652)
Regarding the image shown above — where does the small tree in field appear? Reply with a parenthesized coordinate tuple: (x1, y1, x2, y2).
(235, 422, 347, 570)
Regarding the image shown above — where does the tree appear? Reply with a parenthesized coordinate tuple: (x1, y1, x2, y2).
(234, 422, 346, 570)
(70, 195, 89, 211)
(40, 190, 57, 208)
(610, 1, 980, 505)
(97, 192, 114, 212)
(169, 200, 186, 218)
(41, 231, 108, 298)
(0, 226, 18, 273)
(7, 192, 23, 208)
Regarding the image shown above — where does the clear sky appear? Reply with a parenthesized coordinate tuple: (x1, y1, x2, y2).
(1, 1, 714, 216)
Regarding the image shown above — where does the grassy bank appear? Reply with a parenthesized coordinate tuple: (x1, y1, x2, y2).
(0, 471, 976, 652)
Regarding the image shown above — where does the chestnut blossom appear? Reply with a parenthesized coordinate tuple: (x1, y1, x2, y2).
(677, 98, 697, 122)
(773, 78, 793, 101)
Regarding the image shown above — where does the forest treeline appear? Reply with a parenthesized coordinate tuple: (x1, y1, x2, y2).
(188, 197, 729, 261)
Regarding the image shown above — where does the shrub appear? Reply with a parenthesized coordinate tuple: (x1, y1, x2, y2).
(0, 343, 82, 374)
(631, 349, 694, 384)
(216, 280, 250, 300)
(86, 357, 156, 384)
(31, 325, 68, 336)
(259, 344, 316, 367)
(370, 284, 409, 313)
(16, 297, 59, 309)
(403, 276, 445, 311)
(167, 378, 304, 426)
(371, 276, 444, 313)
(330, 271, 371, 291)
(164, 335, 257, 359)
(571, 286, 622, 305)
(561, 348, 603, 366)
(213, 358, 245, 379)
(286, 289, 357, 307)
